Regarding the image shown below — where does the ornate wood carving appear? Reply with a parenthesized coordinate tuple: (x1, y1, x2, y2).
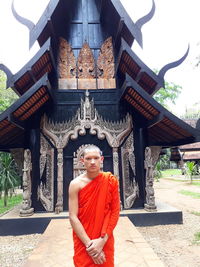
(112, 147, 119, 178)
(58, 37, 116, 89)
(97, 37, 114, 79)
(150, 146, 162, 167)
(38, 135, 54, 212)
(41, 90, 132, 151)
(78, 42, 95, 79)
(97, 37, 116, 89)
(56, 148, 64, 213)
(41, 91, 132, 212)
(58, 37, 76, 79)
(121, 133, 139, 209)
(144, 147, 160, 211)
(20, 149, 34, 217)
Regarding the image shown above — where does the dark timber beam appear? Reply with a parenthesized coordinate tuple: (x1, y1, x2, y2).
(147, 113, 164, 128)
(8, 114, 25, 130)
(114, 19, 124, 48)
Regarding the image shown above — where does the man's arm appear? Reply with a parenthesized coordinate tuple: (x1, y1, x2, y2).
(101, 177, 120, 238)
(68, 181, 91, 247)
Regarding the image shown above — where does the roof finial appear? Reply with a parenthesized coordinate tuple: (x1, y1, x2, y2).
(11, 0, 35, 31)
(158, 45, 190, 79)
(135, 0, 155, 30)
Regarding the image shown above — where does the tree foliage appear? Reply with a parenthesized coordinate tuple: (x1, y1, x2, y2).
(0, 70, 18, 114)
(0, 72, 20, 206)
(153, 81, 182, 109)
(0, 152, 20, 206)
(185, 161, 197, 184)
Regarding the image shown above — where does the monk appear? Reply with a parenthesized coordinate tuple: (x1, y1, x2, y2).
(68, 145, 120, 266)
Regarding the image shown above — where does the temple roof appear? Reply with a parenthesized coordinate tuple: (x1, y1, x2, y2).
(0, 0, 196, 150)
(12, 0, 155, 49)
(181, 151, 200, 161)
(179, 142, 200, 151)
(120, 75, 200, 146)
(7, 38, 55, 96)
(0, 75, 52, 150)
(117, 39, 164, 95)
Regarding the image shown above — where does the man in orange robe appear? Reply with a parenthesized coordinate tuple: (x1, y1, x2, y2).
(69, 145, 120, 266)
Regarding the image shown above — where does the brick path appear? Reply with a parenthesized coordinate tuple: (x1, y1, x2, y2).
(22, 217, 165, 267)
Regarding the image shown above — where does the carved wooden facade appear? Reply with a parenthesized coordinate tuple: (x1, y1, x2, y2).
(0, 0, 197, 214)
(58, 37, 116, 90)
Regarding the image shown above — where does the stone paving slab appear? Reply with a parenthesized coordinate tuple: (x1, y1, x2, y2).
(22, 217, 165, 267)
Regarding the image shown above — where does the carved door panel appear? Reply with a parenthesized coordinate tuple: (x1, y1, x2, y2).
(38, 135, 55, 212)
(63, 135, 113, 211)
(121, 133, 139, 209)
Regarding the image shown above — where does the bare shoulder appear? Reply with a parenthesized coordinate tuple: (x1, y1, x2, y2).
(69, 174, 83, 193)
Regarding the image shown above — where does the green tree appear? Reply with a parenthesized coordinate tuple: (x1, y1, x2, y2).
(0, 70, 18, 113)
(154, 161, 162, 182)
(185, 161, 197, 184)
(0, 152, 20, 207)
(153, 81, 182, 109)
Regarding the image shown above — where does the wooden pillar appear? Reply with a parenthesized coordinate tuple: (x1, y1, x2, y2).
(29, 129, 44, 211)
(134, 127, 146, 207)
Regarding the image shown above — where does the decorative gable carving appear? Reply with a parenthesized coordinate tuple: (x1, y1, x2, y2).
(77, 42, 96, 89)
(97, 37, 116, 89)
(78, 42, 95, 79)
(58, 37, 77, 89)
(58, 37, 76, 78)
(58, 37, 116, 90)
(97, 37, 114, 79)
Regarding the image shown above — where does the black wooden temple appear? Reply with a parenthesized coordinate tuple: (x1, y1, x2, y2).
(0, 0, 199, 214)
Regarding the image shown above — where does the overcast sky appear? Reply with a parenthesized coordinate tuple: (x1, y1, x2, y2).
(0, 0, 200, 116)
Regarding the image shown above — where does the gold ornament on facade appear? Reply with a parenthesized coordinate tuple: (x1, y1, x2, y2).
(97, 37, 116, 89)
(58, 37, 115, 89)
(58, 37, 76, 78)
(78, 42, 95, 79)
(97, 37, 114, 79)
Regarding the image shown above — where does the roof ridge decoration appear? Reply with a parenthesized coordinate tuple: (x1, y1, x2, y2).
(135, 0, 155, 31)
(159, 45, 190, 79)
(11, 0, 35, 31)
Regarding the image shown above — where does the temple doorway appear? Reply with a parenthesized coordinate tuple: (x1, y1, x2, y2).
(63, 134, 113, 210)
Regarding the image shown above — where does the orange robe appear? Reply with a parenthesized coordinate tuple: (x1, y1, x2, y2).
(73, 172, 120, 267)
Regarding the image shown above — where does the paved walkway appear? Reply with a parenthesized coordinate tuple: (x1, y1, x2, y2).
(22, 217, 165, 267)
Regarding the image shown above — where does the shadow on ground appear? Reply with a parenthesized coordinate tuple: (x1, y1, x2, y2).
(0, 217, 52, 236)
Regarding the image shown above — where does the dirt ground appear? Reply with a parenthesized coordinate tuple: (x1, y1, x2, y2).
(137, 178, 200, 267)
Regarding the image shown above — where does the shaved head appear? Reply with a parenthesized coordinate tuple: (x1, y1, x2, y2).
(82, 145, 102, 157)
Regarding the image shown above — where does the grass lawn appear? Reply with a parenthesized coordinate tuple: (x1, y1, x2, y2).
(191, 182, 200, 187)
(193, 232, 200, 245)
(178, 190, 200, 199)
(161, 169, 183, 177)
(161, 169, 200, 184)
(191, 211, 200, 216)
(0, 194, 23, 214)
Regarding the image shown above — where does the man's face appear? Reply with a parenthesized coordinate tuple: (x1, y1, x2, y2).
(81, 151, 103, 173)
